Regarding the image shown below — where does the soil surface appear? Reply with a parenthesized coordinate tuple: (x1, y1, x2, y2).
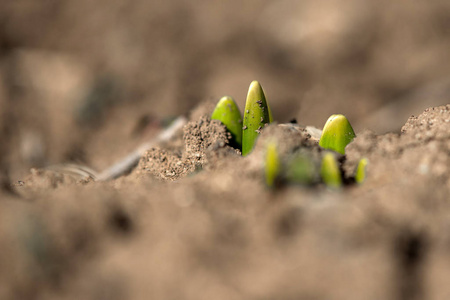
(1, 104, 449, 300)
(1, 1, 450, 299)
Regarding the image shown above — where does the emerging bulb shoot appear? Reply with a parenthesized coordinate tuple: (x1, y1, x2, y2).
(265, 140, 281, 188)
(319, 114, 356, 155)
(211, 96, 243, 149)
(242, 81, 271, 156)
(321, 152, 342, 188)
(355, 158, 368, 184)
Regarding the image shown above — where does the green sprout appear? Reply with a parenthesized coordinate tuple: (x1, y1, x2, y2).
(265, 140, 281, 187)
(355, 158, 368, 184)
(320, 152, 342, 188)
(319, 114, 356, 155)
(211, 96, 243, 148)
(285, 153, 317, 185)
(242, 81, 271, 156)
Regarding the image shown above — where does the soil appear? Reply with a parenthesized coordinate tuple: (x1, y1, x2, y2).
(0, 103, 448, 300)
(1, 1, 450, 299)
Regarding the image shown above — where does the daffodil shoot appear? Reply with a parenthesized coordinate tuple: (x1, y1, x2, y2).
(285, 153, 317, 185)
(242, 81, 271, 156)
(321, 152, 342, 188)
(265, 140, 281, 187)
(319, 114, 356, 155)
(355, 158, 368, 184)
(211, 96, 243, 148)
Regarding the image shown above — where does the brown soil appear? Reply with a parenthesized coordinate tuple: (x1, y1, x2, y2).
(0, 104, 448, 300)
(2, 1, 450, 299)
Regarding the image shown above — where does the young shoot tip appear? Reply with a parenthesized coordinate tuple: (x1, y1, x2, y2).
(242, 81, 272, 156)
(211, 95, 243, 148)
(319, 114, 356, 155)
(265, 140, 281, 188)
(355, 158, 368, 184)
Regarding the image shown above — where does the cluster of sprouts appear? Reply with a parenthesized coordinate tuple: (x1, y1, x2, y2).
(211, 81, 367, 189)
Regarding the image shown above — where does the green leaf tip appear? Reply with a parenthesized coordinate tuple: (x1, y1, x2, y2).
(319, 114, 356, 155)
(242, 81, 271, 156)
(211, 96, 243, 148)
(320, 152, 342, 188)
(355, 158, 368, 184)
(265, 140, 281, 188)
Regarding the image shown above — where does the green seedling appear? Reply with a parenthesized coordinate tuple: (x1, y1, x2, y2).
(285, 153, 317, 185)
(265, 140, 281, 187)
(355, 158, 368, 184)
(211, 96, 243, 148)
(319, 114, 356, 155)
(320, 152, 342, 188)
(242, 81, 271, 156)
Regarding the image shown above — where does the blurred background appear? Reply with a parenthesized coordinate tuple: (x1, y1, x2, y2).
(1, 0, 450, 181)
